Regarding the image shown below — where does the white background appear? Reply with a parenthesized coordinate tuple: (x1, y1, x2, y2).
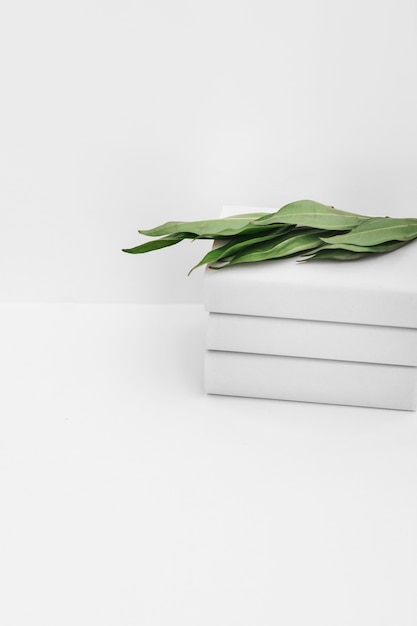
(2, 0, 417, 303)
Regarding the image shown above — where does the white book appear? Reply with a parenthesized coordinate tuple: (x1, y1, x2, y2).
(206, 312, 417, 366)
(204, 206, 417, 329)
(204, 350, 417, 410)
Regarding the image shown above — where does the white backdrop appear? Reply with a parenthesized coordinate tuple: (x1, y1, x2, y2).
(2, 0, 417, 303)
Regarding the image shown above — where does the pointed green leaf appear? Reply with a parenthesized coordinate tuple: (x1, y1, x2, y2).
(122, 233, 189, 254)
(139, 213, 271, 238)
(302, 249, 370, 261)
(321, 217, 417, 246)
(314, 240, 409, 254)
(253, 200, 369, 230)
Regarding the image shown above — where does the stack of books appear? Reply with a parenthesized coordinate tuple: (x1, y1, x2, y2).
(203, 207, 417, 410)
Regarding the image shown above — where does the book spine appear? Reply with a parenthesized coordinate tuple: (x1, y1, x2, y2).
(204, 351, 417, 410)
(206, 313, 417, 366)
(204, 268, 417, 329)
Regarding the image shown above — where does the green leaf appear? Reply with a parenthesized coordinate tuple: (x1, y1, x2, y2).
(122, 233, 189, 254)
(139, 213, 271, 238)
(321, 217, 417, 246)
(209, 229, 330, 268)
(124, 204, 417, 271)
(307, 240, 409, 255)
(253, 200, 369, 230)
(302, 249, 370, 261)
(188, 225, 294, 274)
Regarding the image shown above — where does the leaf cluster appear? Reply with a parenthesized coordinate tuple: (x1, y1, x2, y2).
(122, 200, 417, 272)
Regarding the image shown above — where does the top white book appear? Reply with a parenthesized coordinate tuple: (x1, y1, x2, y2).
(204, 205, 417, 329)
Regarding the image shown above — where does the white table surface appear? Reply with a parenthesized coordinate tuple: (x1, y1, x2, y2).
(1, 303, 416, 626)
